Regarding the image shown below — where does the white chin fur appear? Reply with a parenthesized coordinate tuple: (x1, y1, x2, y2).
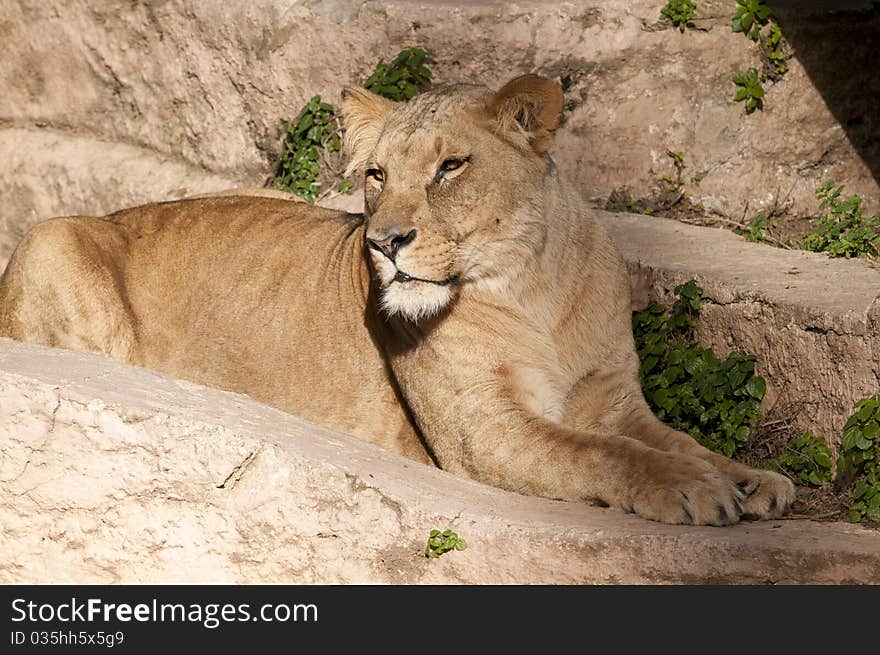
(379, 280, 454, 322)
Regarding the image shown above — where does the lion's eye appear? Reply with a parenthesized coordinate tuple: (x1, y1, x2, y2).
(365, 168, 385, 189)
(435, 157, 469, 183)
(441, 158, 465, 172)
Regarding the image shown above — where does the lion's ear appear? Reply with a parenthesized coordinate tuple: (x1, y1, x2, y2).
(487, 74, 563, 155)
(340, 87, 396, 176)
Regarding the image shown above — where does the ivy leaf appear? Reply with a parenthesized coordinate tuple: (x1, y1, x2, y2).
(855, 433, 874, 450)
(746, 377, 766, 400)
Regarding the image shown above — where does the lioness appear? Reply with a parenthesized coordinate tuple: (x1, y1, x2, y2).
(0, 75, 794, 525)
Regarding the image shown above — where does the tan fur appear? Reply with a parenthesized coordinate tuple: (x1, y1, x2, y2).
(0, 76, 794, 525)
(186, 186, 307, 202)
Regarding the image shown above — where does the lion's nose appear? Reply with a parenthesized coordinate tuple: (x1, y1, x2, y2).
(367, 228, 417, 262)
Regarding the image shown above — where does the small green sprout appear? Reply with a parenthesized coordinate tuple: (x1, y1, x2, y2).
(732, 68, 765, 113)
(425, 529, 467, 558)
(660, 0, 696, 33)
(732, 0, 771, 40)
(764, 22, 786, 74)
(734, 212, 776, 244)
(364, 47, 433, 102)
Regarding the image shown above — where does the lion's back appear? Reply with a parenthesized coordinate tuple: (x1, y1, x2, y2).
(0, 195, 430, 462)
(104, 196, 384, 424)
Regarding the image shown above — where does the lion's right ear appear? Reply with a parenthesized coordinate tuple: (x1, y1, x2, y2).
(340, 87, 396, 176)
(487, 74, 563, 156)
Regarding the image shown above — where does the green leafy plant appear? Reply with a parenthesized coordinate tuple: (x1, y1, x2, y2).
(270, 96, 341, 202)
(802, 182, 880, 258)
(732, 0, 770, 40)
(734, 212, 776, 244)
(764, 22, 786, 75)
(762, 432, 833, 487)
(837, 396, 880, 523)
(269, 47, 434, 201)
(729, 1, 786, 109)
(661, 175, 679, 193)
(744, 212, 769, 242)
(605, 149, 701, 218)
(660, 0, 696, 32)
(663, 150, 686, 191)
(633, 280, 766, 458)
(425, 529, 468, 558)
(364, 47, 433, 102)
(732, 68, 764, 113)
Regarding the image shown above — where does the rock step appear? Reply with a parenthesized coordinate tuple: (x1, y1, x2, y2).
(602, 211, 880, 441)
(0, 127, 245, 268)
(1, 338, 878, 584)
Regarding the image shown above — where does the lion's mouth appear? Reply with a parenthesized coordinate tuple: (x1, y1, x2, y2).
(393, 271, 458, 287)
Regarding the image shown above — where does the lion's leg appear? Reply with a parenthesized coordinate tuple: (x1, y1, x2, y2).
(394, 355, 746, 526)
(564, 367, 795, 519)
(453, 400, 746, 525)
(0, 217, 136, 361)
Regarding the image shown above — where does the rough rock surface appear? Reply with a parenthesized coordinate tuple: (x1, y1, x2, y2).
(1, 0, 878, 265)
(1, 338, 878, 584)
(0, 128, 244, 265)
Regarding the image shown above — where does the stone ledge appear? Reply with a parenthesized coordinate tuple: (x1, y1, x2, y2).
(600, 211, 880, 440)
(0, 128, 245, 268)
(1, 338, 878, 584)
(603, 211, 880, 325)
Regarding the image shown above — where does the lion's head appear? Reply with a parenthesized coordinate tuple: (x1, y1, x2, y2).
(341, 75, 564, 322)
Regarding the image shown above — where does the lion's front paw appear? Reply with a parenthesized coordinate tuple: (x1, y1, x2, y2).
(735, 468, 795, 519)
(629, 454, 745, 526)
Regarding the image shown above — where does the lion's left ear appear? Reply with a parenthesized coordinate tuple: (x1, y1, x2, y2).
(340, 87, 397, 176)
(487, 74, 563, 155)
